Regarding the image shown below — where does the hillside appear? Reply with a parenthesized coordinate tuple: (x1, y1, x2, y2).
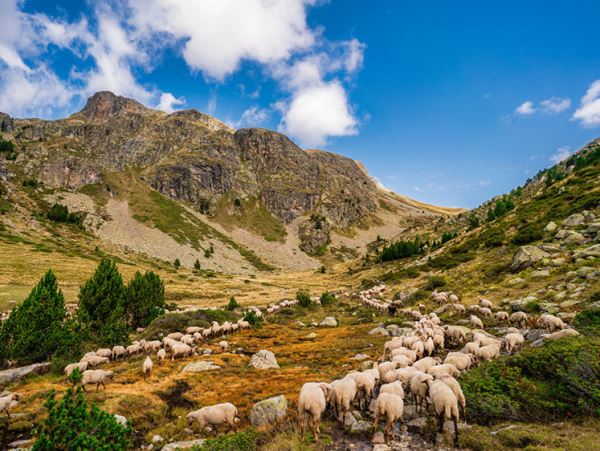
(0, 92, 457, 275)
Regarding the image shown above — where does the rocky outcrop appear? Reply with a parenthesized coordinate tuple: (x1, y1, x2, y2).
(0, 362, 51, 386)
(77, 91, 149, 122)
(249, 395, 288, 427)
(511, 246, 551, 271)
(0, 112, 13, 132)
(298, 216, 331, 255)
(248, 350, 279, 369)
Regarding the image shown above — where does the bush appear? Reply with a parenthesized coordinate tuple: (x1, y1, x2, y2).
(226, 296, 240, 311)
(296, 290, 312, 308)
(512, 223, 544, 245)
(320, 292, 336, 306)
(32, 386, 132, 450)
(425, 276, 447, 290)
(47, 203, 82, 225)
(243, 310, 261, 326)
(194, 259, 201, 271)
(461, 337, 600, 424)
(0, 270, 81, 367)
(467, 214, 480, 230)
(124, 271, 165, 328)
(173, 258, 181, 269)
(572, 308, 600, 336)
(0, 139, 14, 153)
(378, 237, 425, 262)
(77, 259, 128, 346)
(198, 429, 259, 451)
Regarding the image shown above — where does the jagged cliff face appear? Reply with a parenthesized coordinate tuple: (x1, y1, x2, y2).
(1, 91, 456, 269)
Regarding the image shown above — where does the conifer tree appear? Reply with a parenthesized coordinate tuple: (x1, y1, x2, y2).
(124, 271, 165, 328)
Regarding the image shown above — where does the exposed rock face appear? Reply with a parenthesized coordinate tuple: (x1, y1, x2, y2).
(0, 362, 51, 386)
(511, 246, 551, 271)
(249, 395, 288, 427)
(298, 216, 331, 255)
(248, 349, 279, 369)
(0, 112, 13, 132)
(78, 91, 148, 121)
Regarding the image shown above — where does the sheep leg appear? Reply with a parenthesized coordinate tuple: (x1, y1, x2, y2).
(101, 381, 106, 391)
(453, 415, 459, 446)
(372, 412, 379, 442)
(96, 382, 100, 392)
(311, 417, 319, 442)
(299, 414, 306, 440)
(460, 404, 467, 422)
(437, 412, 444, 433)
(384, 419, 392, 444)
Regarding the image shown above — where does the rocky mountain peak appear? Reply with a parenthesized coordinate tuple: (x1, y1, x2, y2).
(78, 91, 149, 121)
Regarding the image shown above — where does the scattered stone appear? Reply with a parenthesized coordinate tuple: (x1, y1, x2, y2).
(352, 353, 370, 361)
(350, 420, 373, 434)
(162, 439, 205, 451)
(544, 221, 558, 233)
(0, 362, 51, 386)
(372, 445, 391, 451)
(319, 317, 338, 327)
(248, 350, 279, 369)
(181, 361, 221, 373)
(557, 312, 577, 321)
(491, 424, 517, 435)
(507, 277, 525, 286)
(511, 246, 550, 271)
(539, 243, 561, 253)
(152, 435, 163, 444)
(343, 411, 357, 428)
(559, 300, 581, 309)
(249, 395, 287, 427)
(539, 302, 559, 314)
(296, 320, 306, 327)
(372, 432, 386, 444)
(550, 258, 566, 267)
(563, 213, 586, 227)
(305, 332, 317, 339)
(555, 229, 568, 240)
(407, 417, 430, 434)
(563, 231, 586, 245)
(577, 267, 596, 278)
(368, 327, 390, 336)
(8, 439, 32, 449)
(531, 269, 550, 278)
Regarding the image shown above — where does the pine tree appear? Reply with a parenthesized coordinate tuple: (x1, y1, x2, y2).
(124, 271, 165, 328)
(77, 259, 128, 346)
(226, 296, 240, 311)
(194, 259, 201, 271)
(0, 270, 67, 366)
(32, 386, 131, 450)
(174, 258, 181, 269)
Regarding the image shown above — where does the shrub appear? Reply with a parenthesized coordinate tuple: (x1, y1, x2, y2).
(124, 271, 165, 328)
(226, 296, 240, 311)
(22, 178, 38, 188)
(0, 270, 78, 367)
(319, 265, 326, 274)
(296, 290, 312, 308)
(425, 276, 447, 290)
(194, 259, 201, 271)
(512, 223, 544, 245)
(77, 259, 128, 346)
(173, 258, 181, 269)
(47, 203, 82, 225)
(467, 214, 480, 230)
(572, 308, 600, 336)
(198, 429, 259, 451)
(243, 310, 261, 326)
(0, 138, 14, 153)
(378, 237, 425, 262)
(320, 292, 336, 306)
(32, 386, 132, 450)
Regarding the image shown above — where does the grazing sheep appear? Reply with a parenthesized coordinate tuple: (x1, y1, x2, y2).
(424, 337, 435, 356)
(495, 311, 509, 322)
(436, 374, 466, 421)
(372, 392, 404, 444)
(145, 340, 162, 353)
(112, 346, 126, 360)
(510, 311, 528, 328)
(542, 329, 580, 340)
(186, 326, 202, 334)
(391, 347, 417, 363)
(504, 332, 525, 354)
(0, 393, 21, 417)
(427, 364, 460, 378)
(410, 340, 425, 359)
(470, 315, 484, 329)
(433, 333, 445, 350)
(81, 351, 96, 361)
(187, 403, 238, 436)
(157, 348, 166, 364)
(96, 348, 112, 359)
(444, 325, 467, 343)
(162, 337, 178, 352)
(410, 372, 433, 413)
(379, 380, 404, 398)
(81, 370, 114, 392)
(506, 327, 520, 334)
(298, 382, 332, 442)
(181, 334, 195, 346)
(413, 356, 439, 373)
(539, 314, 566, 332)
(444, 352, 473, 371)
(64, 361, 89, 378)
(171, 343, 193, 361)
(395, 366, 420, 390)
(347, 372, 376, 410)
(84, 356, 109, 368)
(449, 294, 459, 303)
(218, 341, 229, 352)
(461, 341, 480, 355)
(476, 343, 500, 362)
(454, 304, 466, 315)
(238, 320, 250, 330)
(479, 307, 493, 318)
(391, 355, 412, 368)
(127, 343, 141, 355)
(479, 298, 493, 309)
(143, 356, 153, 379)
(330, 377, 357, 421)
(378, 361, 399, 380)
(114, 414, 127, 427)
(425, 378, 460, 446)
(167, 332, 183, 340)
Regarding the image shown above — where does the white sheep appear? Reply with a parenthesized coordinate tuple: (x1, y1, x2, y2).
(427, 364, 460, 378)
(114, 414, 128, 427)
(0, 393, 21, 417)
(218, 341, 229, 352)
(479, 307, 493, 318)
(187, 403, 239, 436)
(461, 341, 480, 355)
(157, 348, 166, 364)
(479, 298, 493, 309)
(126, 343, 141, 355)
(186, 326, 202, 334)
(495, 311, 509, 322)
(413, 356, 439, 373)
(347, 371, 376, 410)
(64, 361, 89, 378)
(542, 329, 580, 340)
(378, 361, 399, 380)
(539, 314, 566, 332)
(391, 355, 412, 368)
(510, 311, 528, 328)
(436, 374, 466, 421)
(81, 369, 114, 392)
(379, 380, 404, 398)
(167, 332, 183, 340)
(298, 382, 332, 442)
(96, 348, 113, 359)
(410, 372, 433, 413)
(425, 378, 460, 446)
(470, 315, 484, 329)
(372, 392, 404, 444)
(144, 340, 162, 353)
(444, 352, 472, 371)
(476, 343, 500, 362)
(84, 355, 109, 367)
(171, 343, 193, 361)
(143, 356, 153, 379)
(112, 345, 126, 360)
(504, 332, 524, 354)
(181, 334, 195, 346)
(454, 303, 466, 315)
(330, 376, 357, 421)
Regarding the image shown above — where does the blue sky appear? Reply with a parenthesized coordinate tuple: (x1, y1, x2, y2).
(1, 1, 600, 208)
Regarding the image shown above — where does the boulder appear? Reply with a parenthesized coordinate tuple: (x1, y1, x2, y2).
(507, 277, 525, 286)
(372, 431, 386, 444)
(555, 230, 568, 240)
(343, 411, 358, 428)
(531, 269, 550, 278)
(562, 213, 585, 227)
(319, 317, 338, 327)
(350, 420, 373, 434)
(550, 258, 566, 267)
(544, 221, 558, 233)
(574, 244, 600, 259)
(249, 395, 288, 427)
(249, 350, 279, 369)
(368, 327, 389, 336)
(373, 445, 391, 451)
(181, 361, 221, 373)
(585, 222, 600, 234)
(162, 440, 205, 450)
(0, 362, 51, 386)
(511, 246, 550, 271)
(352, 353, 370, 361)
(563, 231, 586, 245)
(539, 243, 561, 253)
(577, 266, 596, 278)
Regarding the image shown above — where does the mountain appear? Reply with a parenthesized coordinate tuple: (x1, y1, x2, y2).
(0, 91, 459, 273)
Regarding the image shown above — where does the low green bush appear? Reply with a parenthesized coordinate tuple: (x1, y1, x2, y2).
(572, 308, 600, 336)
(319, 291, 336, 306)
(425, 275, 447, 290)
(296, 290, 312, 307)
(197, 429, 259, 451)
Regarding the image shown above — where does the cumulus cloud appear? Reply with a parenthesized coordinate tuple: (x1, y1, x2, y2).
(572, 80, 600, 127)
(157, 92, 185, 113)
(540, 97, 571, 114)
(515, 100, 536, 115)
(549, 145, 572, 164)
(234, 106, 270, 128)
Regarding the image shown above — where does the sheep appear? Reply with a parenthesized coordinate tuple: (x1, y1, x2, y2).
(157, 348, 166, 364)
(479, 298, 493, 309)
(187, 403, 239, 437)
(81, 369, 114, 392)
(390, 347, 417, 363)
(330, 376, 357, 421)
(479, 307, 493, 318)
(410, 372, 433, 413)
(238, 320, 250, 330)
(476, 343, 500, 362)
(425, 378, 460, 446)
(504, 332, 524, 354)
(378, 361, 399, 380)
(410, 340, 425, 359)
(510, 311, 528, 328)
(391, 355, 413, 368)
(470, 315, 484, 329)
(167, 332, 183, 340)
(539, 314, 566, 332)
(444, 352, 472, 371)
(436, 374, 467, 421)
(144, 340, 162, 353)
(495, 311, 509, 322)
(424, 337, 435, 356)
(186, 326, 202, 334)
(413, 356, 439, 373)
(143, 356, 153, 379)
(542, 329, 580, 340)
(433, 333, 445, 350)
(181, 334, 195, 346)
(382, 340, 405, 360)
(64, 361, 89, 378)
(81, 351, 96, 360)
(162, 337, 179, 352)
(379, 380, 404, 398)
(372, 392, 404, 444)
(114, 414, 127, 427)
(85, 356, 109, 368)
(218, 341, 229, 352)
(112, 346, 126, 360)
(444, 325, 467, 343)
(298, 382, 332, 442)
(127, 343, 141, 355)
(0, 393, 21, 417)
(449, 293, 459, 303)
(96, 348, 113, 359)
(171, 343, 193, 361)
(395, 366, 420, 390)
(461, 341, 480, 355)
(427, 364, 460, 378)
(347, 372, 376, 410)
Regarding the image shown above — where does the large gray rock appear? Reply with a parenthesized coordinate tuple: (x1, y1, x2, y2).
(181, 361, 221, 373)
(319, 316, 338, 327)
(0, 362, 51, 386)
(574, 244, 600, 259)
(249, 395, 287, 427)
(563, 213, 585, 227)
(544, 221, 558, 233)
(511, 246, 550, 271)
(249, 350, 279, 369)
(563, 231, 586, 245)
(350, 420, 373, 434)
(162, 439, 205, 450)
(368, 327, 389, 336)
(539, 243, 561, 253)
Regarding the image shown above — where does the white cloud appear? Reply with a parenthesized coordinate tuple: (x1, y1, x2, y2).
(549, 145, 572, 164)
(540, 96, 571, 114)
(233, 106, 270, 128)
(278, 81, 357, 147)
(207, 92, 217, 115)
(515, 100, 536, 115)
(157, 92, 184, 113)
(572, 80, 600, 127)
